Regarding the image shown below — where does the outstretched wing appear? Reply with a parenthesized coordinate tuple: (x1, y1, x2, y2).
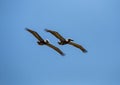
(68, 42, 87, 53)
(45, 29, 66, 41)
(26, 28, 44, 41)
(46, 43, 65, 56)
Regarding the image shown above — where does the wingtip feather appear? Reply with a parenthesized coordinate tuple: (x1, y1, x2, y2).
(83, 50, 88, 53)
(25, 28, 29, 30)
(61, 53, 65, 56)
(25, 28, 31, 32)
(44, 28, 49, 32)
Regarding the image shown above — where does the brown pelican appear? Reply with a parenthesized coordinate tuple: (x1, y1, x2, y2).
(45, 29, 87, 53)
(26, 28, 65, 56)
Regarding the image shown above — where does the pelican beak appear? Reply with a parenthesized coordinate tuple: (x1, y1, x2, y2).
(71, 39, 74, 41)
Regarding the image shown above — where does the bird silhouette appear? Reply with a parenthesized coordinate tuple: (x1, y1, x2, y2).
(26, 28, 65, 56)
(45, 29, 87, 53)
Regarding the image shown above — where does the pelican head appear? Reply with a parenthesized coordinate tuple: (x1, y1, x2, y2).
(67, 39, 74, 42)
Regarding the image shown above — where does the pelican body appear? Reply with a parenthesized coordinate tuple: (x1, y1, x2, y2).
(37, 40, 49, 45)
(58, 39, 73, 45)
(45, 29, 87, 53)
(26, 28, 65, 56)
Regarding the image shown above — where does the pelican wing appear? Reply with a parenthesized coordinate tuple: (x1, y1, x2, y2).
(68, 42, 87, 53)
(46, 43, 65, 56)
(45, 29, 66, 41)
(26, 28, 44, 41)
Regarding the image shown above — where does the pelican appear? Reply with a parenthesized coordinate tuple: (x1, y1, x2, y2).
(26, 28, 65, 56)
(45, 29, 87, 53)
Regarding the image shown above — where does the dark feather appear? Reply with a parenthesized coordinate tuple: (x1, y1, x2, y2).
(46, 43, 65, 56)
(26, 28, 44, 41)
(68, 42, 87, 53)
(45, 29, 66, 41)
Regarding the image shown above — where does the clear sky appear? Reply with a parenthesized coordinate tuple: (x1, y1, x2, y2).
(0, 0, 120, 85)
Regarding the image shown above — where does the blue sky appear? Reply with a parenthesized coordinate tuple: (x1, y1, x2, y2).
(0, 0, 120, 85)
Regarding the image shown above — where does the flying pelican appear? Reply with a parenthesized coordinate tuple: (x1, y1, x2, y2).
(45, 29, 87, 53)
(26, 28, 65, 56)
